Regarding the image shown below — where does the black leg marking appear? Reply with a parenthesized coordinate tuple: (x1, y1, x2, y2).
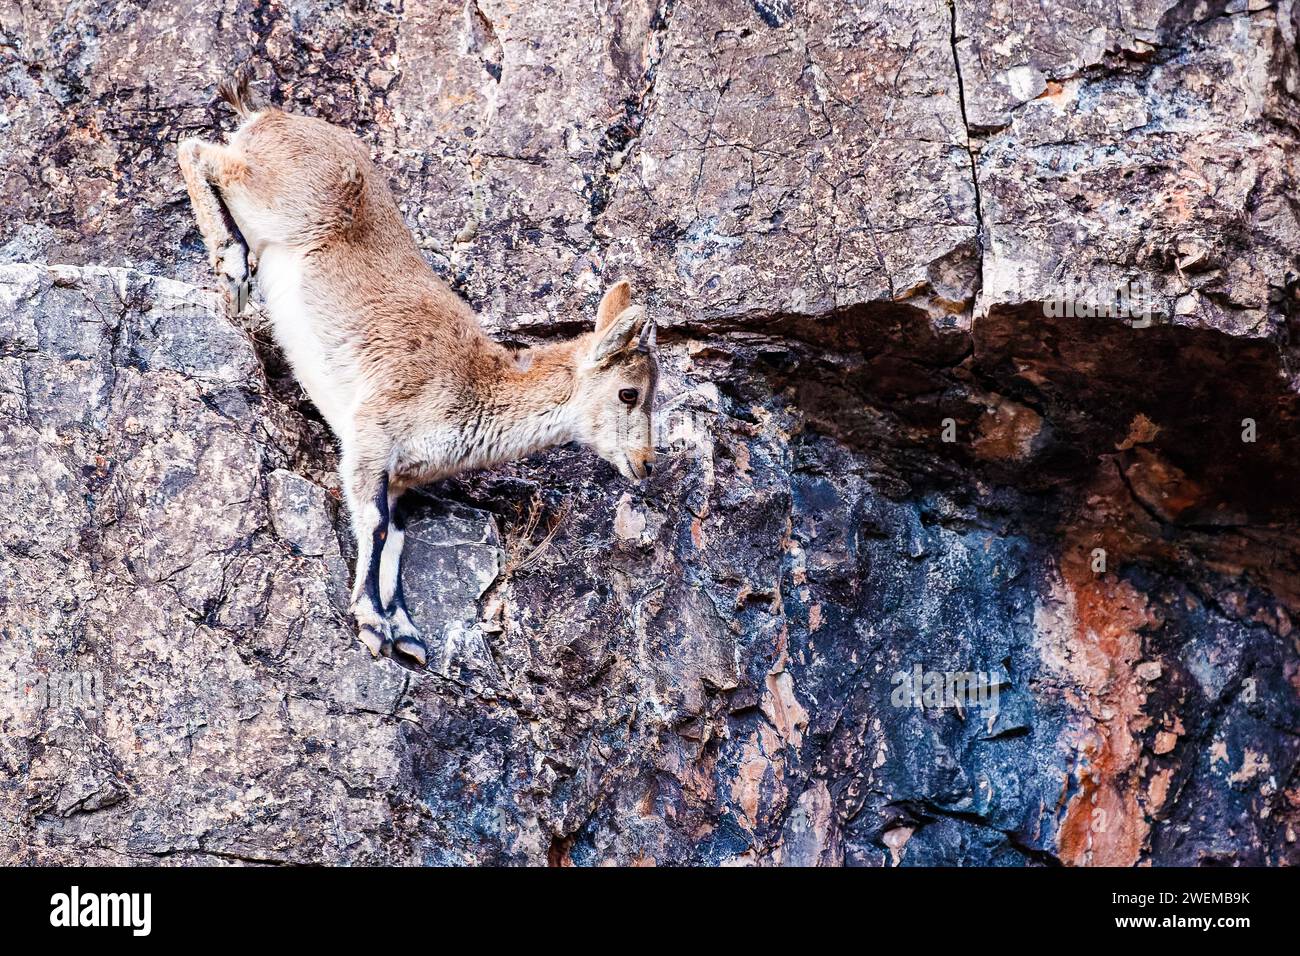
(388, 492, 412, 619)
(390, 491, 409, 532)
(212, 187, 251, 313)
(354, 473, 393, 659)
(364, 473, 390, 616)
(214, 188, 249, 259)
(387, 491, 428, 667)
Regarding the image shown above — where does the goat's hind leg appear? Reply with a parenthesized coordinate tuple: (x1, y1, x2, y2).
(379, 491, 428, 666)
(345, 465, 396, 658)
(177, 137, 251, 314)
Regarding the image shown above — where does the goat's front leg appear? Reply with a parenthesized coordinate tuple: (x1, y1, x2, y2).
(176, 137, 251, 315)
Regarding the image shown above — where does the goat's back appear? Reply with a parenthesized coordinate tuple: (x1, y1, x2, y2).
(223, 106, 500, 413)
(226, 109, 406, 253)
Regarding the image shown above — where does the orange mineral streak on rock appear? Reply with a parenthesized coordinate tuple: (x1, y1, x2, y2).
(883, 824, 915, 866)
(1075, 458, 1300, 612)
(731, 733, 767, 830)
(665, 731, 721, 817)
(690, 516, 707, 550)
(971, 396, 1043, 462)
(776, 780, 843, 867)
(764, 670, 808, 748)
(1229, 748, 1271, 785)
(1147, 767, 1174, 812)
(1115, 413, 1160, 451)
(1035, 78, 1071, 106)
(730, 724, 785, 832)
(727, 622, 809, 835)
(1037, 549, 1159, 866)
(1122, 447, 1209, 523)
(762, 624, 809, 749)
(732, 440, 752, 477)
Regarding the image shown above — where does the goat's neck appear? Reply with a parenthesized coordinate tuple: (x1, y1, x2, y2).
(472, 335, 591, 467)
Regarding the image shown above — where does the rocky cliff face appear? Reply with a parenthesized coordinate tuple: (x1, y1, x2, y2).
(3, 0, 1299, 865)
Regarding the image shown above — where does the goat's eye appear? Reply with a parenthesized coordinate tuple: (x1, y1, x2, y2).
(618, 388, 639, 405)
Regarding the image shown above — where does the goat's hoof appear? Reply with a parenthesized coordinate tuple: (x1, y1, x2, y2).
(358, 626, 392, 658)
(217, 242, 250, 315)
(225, 276, 249, 315)
(392, 634, 428, 667)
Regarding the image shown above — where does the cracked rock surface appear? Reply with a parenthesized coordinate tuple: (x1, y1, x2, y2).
(2, 0, 1299, 865)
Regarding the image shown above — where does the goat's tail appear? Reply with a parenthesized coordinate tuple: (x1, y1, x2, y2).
(217, 67, 258, 119)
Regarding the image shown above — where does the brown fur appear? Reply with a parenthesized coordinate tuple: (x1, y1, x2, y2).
(176, 74, 658, 665)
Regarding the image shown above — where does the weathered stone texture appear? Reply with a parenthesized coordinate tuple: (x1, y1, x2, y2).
(2, 0, 1299, 865)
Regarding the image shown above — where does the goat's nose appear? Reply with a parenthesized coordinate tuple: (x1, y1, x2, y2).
(644, 461, 654, 476)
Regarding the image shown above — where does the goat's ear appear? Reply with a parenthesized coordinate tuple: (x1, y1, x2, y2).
(590, 305, 646, 363)
(595, 280, 633, 335)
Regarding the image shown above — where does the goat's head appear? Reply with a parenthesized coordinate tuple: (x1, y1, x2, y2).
(573, 280, 659, 480)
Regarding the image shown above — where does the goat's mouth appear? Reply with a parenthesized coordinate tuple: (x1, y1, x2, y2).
(600, 448, 650, 480)
(619, 455, 649, 481)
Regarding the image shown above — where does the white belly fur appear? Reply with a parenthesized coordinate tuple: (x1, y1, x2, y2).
(256, 245, 357, 436)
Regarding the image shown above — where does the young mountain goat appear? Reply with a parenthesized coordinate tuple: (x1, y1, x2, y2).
(177, 76, 658, 667)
